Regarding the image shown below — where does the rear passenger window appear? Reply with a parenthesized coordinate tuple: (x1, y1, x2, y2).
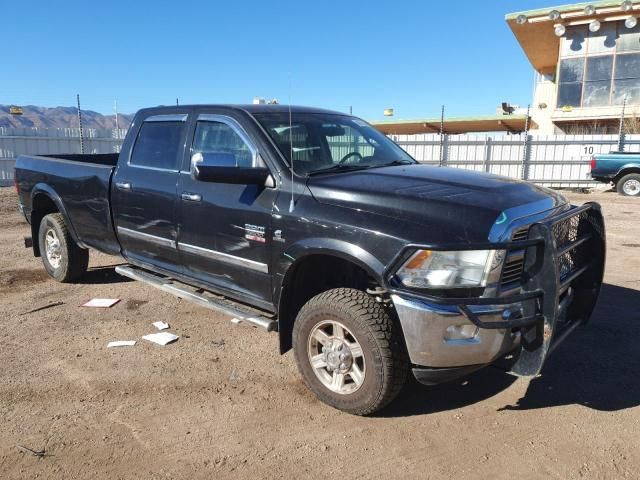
(130, 121, 184, 170)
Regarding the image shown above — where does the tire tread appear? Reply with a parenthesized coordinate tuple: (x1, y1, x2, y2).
(39, 213, 89, 282)
(616, 173, 640, 196)
(293, 288, 408, 415)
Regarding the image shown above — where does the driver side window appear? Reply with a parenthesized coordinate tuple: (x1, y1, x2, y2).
(192, 120, 262, 168)
(325, 125, 376, 164)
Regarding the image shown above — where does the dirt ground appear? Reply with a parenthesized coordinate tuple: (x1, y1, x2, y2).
(0, 186, 639, 480)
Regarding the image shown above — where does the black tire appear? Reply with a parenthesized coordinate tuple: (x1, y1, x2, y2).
(292, 288, 408, 415)
(616, 173, 640, 196)
(38, 213, 89, 282)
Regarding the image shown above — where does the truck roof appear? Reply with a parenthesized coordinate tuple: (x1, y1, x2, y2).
(136, 104, 346, 116)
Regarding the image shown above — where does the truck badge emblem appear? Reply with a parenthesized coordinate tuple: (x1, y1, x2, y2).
(244, 224, 266, 243)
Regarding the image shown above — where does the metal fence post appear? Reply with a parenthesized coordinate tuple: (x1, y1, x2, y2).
(618, 96, 627, 152)
(522, 134, 532, 180)
(76, 94, 84, 154)
(483, 136, 493, 173)
(441, 134, 449, 167)
(520, 105, 531, 180)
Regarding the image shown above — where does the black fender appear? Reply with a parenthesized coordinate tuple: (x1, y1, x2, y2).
(30, 184, 85, 255)
(279, 237, 385, 280)
(275, 237, 385, 353)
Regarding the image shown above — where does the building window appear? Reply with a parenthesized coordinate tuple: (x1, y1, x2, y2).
(557, 21, 640, 108)
(558, 58, 584, 107)
(613, 53, 640, 104)
(584, 56, 613, 106)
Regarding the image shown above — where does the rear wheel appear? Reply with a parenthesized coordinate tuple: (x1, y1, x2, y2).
(292, 288, 408, 415)
(616, 173, 640, 196)
(38, 213, 89, 282)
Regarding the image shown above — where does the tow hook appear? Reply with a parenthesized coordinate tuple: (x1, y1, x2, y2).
(367, 286, 391, 304)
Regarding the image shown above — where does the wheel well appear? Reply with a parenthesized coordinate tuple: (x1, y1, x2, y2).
(614, 168, 640, 183)
(30, 193, 60, 257)
(277, 254, 379, 353)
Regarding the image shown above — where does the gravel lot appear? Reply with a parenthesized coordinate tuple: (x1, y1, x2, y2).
(1, 186, 639, 479)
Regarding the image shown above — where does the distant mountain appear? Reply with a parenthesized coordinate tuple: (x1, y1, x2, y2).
(0, 105, 133, 130)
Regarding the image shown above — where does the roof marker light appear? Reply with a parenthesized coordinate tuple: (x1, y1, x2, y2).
(622, 1, 634, 11)
(549, 9, 561, 21)
(625, 15, 638, 28)
(555, 24, 567, 36)
(589, 19, 601, 32)
(516, 14, 528, 25)
(584, 5, 596, 15)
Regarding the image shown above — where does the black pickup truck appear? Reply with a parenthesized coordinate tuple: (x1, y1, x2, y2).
(15, 105, 606, 415)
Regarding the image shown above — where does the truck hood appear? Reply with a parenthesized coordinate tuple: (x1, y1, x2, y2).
(306, 165, 567, 243)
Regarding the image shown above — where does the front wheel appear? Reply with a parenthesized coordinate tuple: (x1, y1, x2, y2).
(292, 288, 408, 415)
(38, 213, 89, 282)
(617, 173, 640, 196)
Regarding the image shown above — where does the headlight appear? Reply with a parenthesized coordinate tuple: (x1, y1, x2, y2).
(395, 249, 504, 289)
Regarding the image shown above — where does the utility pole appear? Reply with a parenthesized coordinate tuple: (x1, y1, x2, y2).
(176, 98, 179, 106)
(76, 94, 85, 154)
(349, 105, 353, 115)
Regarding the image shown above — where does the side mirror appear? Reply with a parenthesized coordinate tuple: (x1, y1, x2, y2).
(192, 152, 272, 185)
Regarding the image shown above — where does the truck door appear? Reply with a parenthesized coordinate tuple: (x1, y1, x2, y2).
(112, 114, 188, 273)
(176, 114, 276, 307)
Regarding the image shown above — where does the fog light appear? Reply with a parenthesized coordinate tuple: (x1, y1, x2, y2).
(445, 324, 479, 341)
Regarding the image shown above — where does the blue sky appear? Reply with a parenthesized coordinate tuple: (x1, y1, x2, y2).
(2, 0, 560, 120)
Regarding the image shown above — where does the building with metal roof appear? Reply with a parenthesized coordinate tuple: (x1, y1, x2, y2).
(372, 114, 535, 135)
(507, 0, 640, 134)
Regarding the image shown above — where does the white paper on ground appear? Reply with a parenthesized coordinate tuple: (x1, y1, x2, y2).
(82, 298, 121, 308)
(152, 321, 169, 330)
(107, 340, 136, 348)
(142, 332, 179, 346)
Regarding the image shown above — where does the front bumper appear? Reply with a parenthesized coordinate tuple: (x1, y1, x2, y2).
(392, 295, 521, 368)
(390, 203, 606, 380)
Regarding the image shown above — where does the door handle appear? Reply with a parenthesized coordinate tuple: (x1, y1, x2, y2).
(115, 181, 132, 191)
(181, 192, 202, 202)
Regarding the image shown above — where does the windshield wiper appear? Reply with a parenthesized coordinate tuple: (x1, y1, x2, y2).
(380, 159, 415, 167)
(307, 164, 373, 176)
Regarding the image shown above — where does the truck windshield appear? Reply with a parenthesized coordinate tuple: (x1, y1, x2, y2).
(253, 112, 415, 175)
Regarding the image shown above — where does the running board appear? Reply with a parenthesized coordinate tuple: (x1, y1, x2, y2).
(115, 265, 277, 332)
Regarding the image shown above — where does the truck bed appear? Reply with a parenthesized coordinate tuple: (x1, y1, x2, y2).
(40, 153, 120, 166)
(15, 154, 121, 255)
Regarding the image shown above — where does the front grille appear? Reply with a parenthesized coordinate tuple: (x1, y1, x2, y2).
(553, 210, 592, 282)
(500, 255, 525, 286)
(499, 227, 529, 289)
(511, 227, 530, 242)
(499, 210, 598, 290)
